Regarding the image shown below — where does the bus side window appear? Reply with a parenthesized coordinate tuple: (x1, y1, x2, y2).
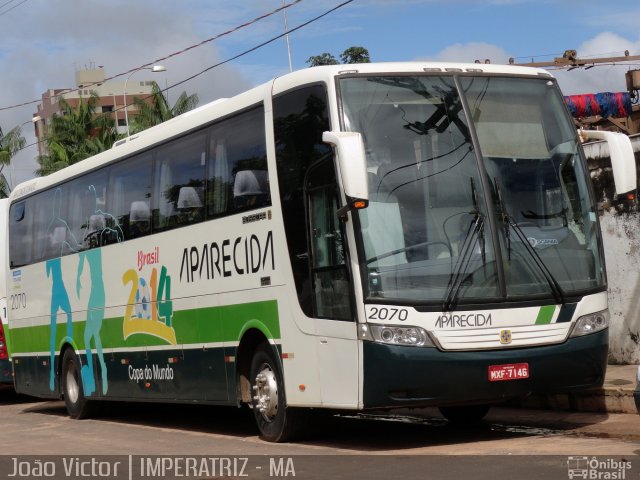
(273, 84, 353, 320)
(67, 171, 109, 250)
(207, 106, 269, 218)
(154, 131, 206, 231)
(9, 201, 32, 268)
(107, 152, 152, 242)
(34, 188, 70, 261)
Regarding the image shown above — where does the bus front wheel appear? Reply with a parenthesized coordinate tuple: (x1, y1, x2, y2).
(249, 343, 306, 442)
(61, 349, 92, 419)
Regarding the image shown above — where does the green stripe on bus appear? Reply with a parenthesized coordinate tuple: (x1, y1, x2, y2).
(8, 300, 279, 354)
(535, 305, 556, 325)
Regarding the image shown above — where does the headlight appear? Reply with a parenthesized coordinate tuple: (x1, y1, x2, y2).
(570, 310, 609, 338)
(365, 324, 434, 347)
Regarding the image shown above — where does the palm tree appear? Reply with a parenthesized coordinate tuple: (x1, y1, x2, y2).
(0, 125, 26, 196)
(35, 93, 118, 176)
(130, 82, 199, 134)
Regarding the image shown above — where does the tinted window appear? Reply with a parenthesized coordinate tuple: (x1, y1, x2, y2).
(154, 131, 206, 231)
(207, 107, 269, 218)
(9, 200, 32, 268)
(67, 170, 110, 250)
(107, 152, 152, 242)
(35, 187, 77, 262)
(273, 85, 333, 317)
(9, 106, 269, 268)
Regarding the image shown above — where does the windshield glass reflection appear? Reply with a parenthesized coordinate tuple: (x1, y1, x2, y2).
(340, 74, 604, 306)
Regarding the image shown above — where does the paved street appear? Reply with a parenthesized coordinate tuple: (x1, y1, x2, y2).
(0, 385, 639, 479)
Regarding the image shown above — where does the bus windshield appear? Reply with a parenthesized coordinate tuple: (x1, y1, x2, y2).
(339, 74, 604, 305)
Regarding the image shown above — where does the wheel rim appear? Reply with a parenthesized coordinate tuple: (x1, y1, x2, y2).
(65, 360, 79, 404)
(253, 362, 278, 422)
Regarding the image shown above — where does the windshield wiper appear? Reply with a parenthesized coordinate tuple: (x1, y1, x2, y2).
(443, 178, 485, 311)
(494, 181, 566, 305)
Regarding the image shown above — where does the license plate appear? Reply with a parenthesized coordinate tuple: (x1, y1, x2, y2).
(488, 363, 529, 382)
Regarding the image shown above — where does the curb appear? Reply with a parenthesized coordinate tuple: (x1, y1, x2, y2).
(517, 388, 637, 414)
(517, 365, 639, 414)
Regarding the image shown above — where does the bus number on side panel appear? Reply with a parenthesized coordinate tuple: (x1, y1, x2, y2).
(10, 293, 26, 310)
(367, 307, 408, 322)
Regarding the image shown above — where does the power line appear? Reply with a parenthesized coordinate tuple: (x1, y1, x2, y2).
(12, 0, 355, 158)
(0, 0, 19, 11)
(163, 0, 354, 93)
(0, 0, 303, 112)
(0, 0, 29, 17)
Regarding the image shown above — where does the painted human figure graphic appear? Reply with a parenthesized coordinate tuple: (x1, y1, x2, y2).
(76, 184, 123, 396)
(76, 249, 106, 395)
(45, 188, 79, 391)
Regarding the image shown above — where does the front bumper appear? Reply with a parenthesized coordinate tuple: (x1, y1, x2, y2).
(362, 329, 608, 409)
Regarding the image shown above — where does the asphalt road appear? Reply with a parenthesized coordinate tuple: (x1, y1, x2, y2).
(0, 385, 638, 480)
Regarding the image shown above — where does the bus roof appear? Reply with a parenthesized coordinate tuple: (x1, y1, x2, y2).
(10, 61, 552, 203)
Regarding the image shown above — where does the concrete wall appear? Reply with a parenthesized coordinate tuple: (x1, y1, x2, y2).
(584, 134, 640, 364)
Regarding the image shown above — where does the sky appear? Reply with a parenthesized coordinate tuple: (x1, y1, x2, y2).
(1, 0, 639, 185)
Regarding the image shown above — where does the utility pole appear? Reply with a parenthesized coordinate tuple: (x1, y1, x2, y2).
(510, 49, 640, 134)
(509, 49, 640, 69)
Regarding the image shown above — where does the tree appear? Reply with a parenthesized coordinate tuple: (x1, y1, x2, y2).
(130, 82, 199, 134)
(340, 46, 371, 64)
(306, 53, 340, 67)
(0, 124, 26, 196)
(307, 46, 371, 67)
(35, 93, 118, 176)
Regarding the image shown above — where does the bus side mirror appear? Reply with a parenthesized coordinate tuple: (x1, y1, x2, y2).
(580, 130, 637, 195)
(322, 131, 369, 217)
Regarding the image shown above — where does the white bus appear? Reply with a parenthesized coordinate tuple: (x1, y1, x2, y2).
(6, 63, 636, 441)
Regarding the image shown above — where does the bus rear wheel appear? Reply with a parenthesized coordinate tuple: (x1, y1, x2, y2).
(249, 343, 306, 442)
(439, 404, 490, 424)
(61, 349, 93, 419)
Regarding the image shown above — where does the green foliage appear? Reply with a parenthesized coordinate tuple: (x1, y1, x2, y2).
(306, 53, 340, 67)
(130, 82, 199, 134)
(307, 46, 371, 67)
(35, 93, 118, 176)
(340, 46, 371, 64)
(0, 124, 26, 196)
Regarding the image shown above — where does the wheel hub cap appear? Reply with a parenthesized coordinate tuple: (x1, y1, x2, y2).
(253, 364, 278, 421)
(66, 362, 79, 404)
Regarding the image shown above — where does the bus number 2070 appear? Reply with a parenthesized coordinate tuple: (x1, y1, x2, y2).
(367, 307, 408, 321)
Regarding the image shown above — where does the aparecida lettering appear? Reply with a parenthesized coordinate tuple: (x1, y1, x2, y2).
(180, 231, 274, 283)
(435, 313, 492, 328)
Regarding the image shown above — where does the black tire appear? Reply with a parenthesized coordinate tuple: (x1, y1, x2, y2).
(249, 343, 307, 442)
(439, 404, 490, 424)
(61, 349, 93, 419)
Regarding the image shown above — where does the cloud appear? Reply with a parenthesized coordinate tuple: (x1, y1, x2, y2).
(0, 0, 255, 184)
(425, 42, 511, 64)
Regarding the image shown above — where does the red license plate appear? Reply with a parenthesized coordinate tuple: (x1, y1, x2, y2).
(488, 363, 529, 382)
